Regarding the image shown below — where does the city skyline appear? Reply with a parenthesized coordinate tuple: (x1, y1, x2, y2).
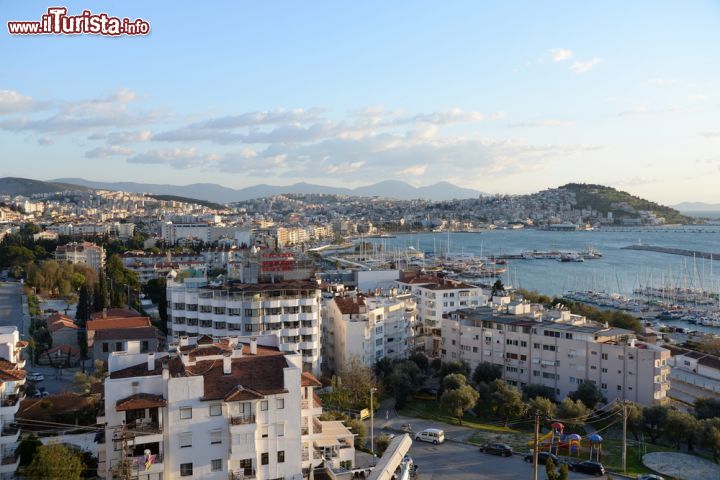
(2, 1, 720, 203)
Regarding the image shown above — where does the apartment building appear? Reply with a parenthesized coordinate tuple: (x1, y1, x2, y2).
(665, 345, 720, 408)
(396, 273, 486, 356)
(0, 327, 27, 479)
(166, 277, 322, 375)
(54, 241, 106, 271)
(441, 305, 671, 405)
(98, 335, 354, 480)
(323, 291, 415, 374)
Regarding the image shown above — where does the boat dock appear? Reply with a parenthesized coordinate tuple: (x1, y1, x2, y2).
(622, 244, 720, 260)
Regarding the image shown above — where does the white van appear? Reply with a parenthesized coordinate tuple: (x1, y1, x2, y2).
(414, 428, 445, 444)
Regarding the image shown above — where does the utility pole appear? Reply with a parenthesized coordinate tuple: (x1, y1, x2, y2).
(370, 387, 377, 466)
(622, 401, 628, 474)
(532, 410, 540, 480)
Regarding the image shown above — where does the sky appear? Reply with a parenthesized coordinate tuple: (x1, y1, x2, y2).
(1, 1, 719, 203)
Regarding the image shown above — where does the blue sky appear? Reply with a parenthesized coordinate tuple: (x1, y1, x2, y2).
(1, 1, 719, 203)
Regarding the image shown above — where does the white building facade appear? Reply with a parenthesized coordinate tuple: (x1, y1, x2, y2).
(166, 278, 322, 375)
(0, 327, 27, 479)
(98, 336, 353, 480)
(441, 305, 671, 406)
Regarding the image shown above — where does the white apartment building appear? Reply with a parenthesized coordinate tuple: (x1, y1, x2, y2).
(54, 241, 106, 271)
(0, 327, 27, 479)
(396, 274, 486, 356)
(665, 345, 720, 408)
(323, 291, 415, 374)
(166, 277, 322, 375)
(98, 335, 354, 480)
(441, 305, 671, 406)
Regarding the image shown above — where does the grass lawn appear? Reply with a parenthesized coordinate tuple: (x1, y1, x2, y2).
(399, 399, 521, 433)
(599, 439, 675, 477)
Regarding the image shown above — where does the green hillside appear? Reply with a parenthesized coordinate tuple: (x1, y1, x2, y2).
(147, 194, 226, 210)
(561, 183, 691, 224)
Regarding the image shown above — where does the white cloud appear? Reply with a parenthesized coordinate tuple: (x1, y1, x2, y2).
(570, 58, 601, 74)
(37, 137, 54, 146)
(397, 165, 427, 176)
(507, 119, 575, 129)
(0, 90, 49, 115)
(127, 147, 220, 169)
(86, 145, 133, 158)
(549, 48, 574, 63)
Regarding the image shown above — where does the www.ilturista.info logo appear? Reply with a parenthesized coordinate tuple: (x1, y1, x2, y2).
(7, 7, 150, 36)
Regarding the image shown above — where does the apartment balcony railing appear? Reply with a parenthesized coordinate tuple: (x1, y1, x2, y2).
(229, 469, 256, 480)
(125, 420, 162, 435)
(230, 414, 256, 425)
(1, 453, 18, 465)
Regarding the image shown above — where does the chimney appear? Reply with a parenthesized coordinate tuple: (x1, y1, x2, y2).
(231, 341, 243, 359)
(147, 352, 155, 372)
(223, 352, 232, 375)
(250, 338, 257, 355)
(162, 359, 170, 379)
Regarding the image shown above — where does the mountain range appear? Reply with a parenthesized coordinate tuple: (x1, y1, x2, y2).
(39, 178, 482, 203)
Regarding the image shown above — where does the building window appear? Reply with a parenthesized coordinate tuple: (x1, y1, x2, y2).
(261, 425, 268, 438)
(261, 453, 269, 465)
(211, 459, 222, 472)
(260, 400, 268, 411)
(180, 463, 193, 476)
(211, 430, 222, 445)
(601, 353, 608, 360)
(180, 432, 192, 448)
(141, 340, 149, 353)
(277, 423, 285, 437)
(115, 342, 122, 351)
(209, 404, 222, 416)
(276, 398, 284, 410)
(278, 451, 285, 463)
(102, 343, 108, 353)
(180, 407, 192, 419)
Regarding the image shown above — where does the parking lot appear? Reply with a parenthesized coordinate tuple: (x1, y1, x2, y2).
(408, 440, 614, 480)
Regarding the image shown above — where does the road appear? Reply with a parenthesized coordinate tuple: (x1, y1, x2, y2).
(0, 281, 26, 334)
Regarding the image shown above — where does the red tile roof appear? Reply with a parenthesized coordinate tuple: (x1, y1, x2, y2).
(116, 393, 167, 411)
(94, 326, 159, 341)
(0, 359, 25, 382)
(18, 393, 93, 420)
(90, 308, 141, 320)
(301, 371, 322, 387)
(48, 318, 79, 332)
(87, 317, 151, 331)
(333, 296, 365, 315)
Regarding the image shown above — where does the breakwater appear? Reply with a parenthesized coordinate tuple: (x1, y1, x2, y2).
(622, 244, 720, 260)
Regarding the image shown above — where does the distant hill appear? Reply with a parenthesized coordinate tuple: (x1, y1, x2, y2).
(673, 202, 720, 212)
(52, 178, 482, 203)
(0, 177, 92, 196)
(146, 194, 226, 210)
(561, 183, 692, 224)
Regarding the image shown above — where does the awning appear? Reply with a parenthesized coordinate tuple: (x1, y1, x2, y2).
(314, 438, 339, 448)
(116, 393, 167, 411)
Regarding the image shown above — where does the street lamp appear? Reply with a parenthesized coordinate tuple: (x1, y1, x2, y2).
(370, 387, 377, 466)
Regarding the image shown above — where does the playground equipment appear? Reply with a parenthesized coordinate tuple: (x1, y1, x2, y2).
(567, 433, 582, 456)
(588, 433, 603, 461)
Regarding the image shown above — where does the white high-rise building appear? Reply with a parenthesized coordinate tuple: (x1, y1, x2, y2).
(0, 327, 27, 479)
(441, 305, 671, 406)
(166, 277, 322, 375)
(98, 335, 354, 480)
(396, 273, 486, 356)
(323, 291, 415, 374)
(54, 241, 106, 271)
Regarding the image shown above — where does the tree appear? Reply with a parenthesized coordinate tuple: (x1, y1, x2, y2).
(568, 382, 604, 409)
(408, 352, 429, 373)
(528, 396, 557, 422)
(472, 362, 503, 386)
(374, 357, 395, 381)
(522, 383, 556, 401)
(376, 434, 392, 456)
(346, 418, 367, 449)
(491, 279, 505, 298)
(490, 380, 527, 426)
(439, 360, 470, 379)
(17, 434, 42, 467)
(442, 373, 468, 391)
(24, 444, 85, 480)
(440, 384, 479, 425)
(664, 409, 698, 450)
(337, 356, 379, 410)
(699, 418, 720, 462)
(642, 405, 669, 443)
(75, 283, 92, 326)
(557, 397, 589, 430)
(93, 272, 109, 312)
(694, 397, 720, 420)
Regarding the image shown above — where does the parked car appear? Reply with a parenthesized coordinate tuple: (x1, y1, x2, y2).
(523, 451, 559, 465)
(27, 372, 44, 382)
(414, 428, 445, 444)
(479, 443, 513, 457)
(568, 461, 605, 476)
(32, 390, 49, 398)
(637, 475, 664, 480)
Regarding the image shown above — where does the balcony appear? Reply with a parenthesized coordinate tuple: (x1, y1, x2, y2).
(0, 452, 19, 473)
(281, 342, 300, 352)
(300, 326, 317, 335)
(230, 414, 256, 425)
(229, 469, 256, 480)
(125, 420, 162, 435)
(0, 426, 19, 445)
(281, 328, 300, 337)
(0, 395, 22, 415)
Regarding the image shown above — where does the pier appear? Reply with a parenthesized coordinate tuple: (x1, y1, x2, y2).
(622, 244, 720, 260)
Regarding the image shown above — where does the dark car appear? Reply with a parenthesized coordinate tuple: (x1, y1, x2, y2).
(523, 452, 559, 465)
(569, 461, 605, 476)
(479, 443, 513, 457)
